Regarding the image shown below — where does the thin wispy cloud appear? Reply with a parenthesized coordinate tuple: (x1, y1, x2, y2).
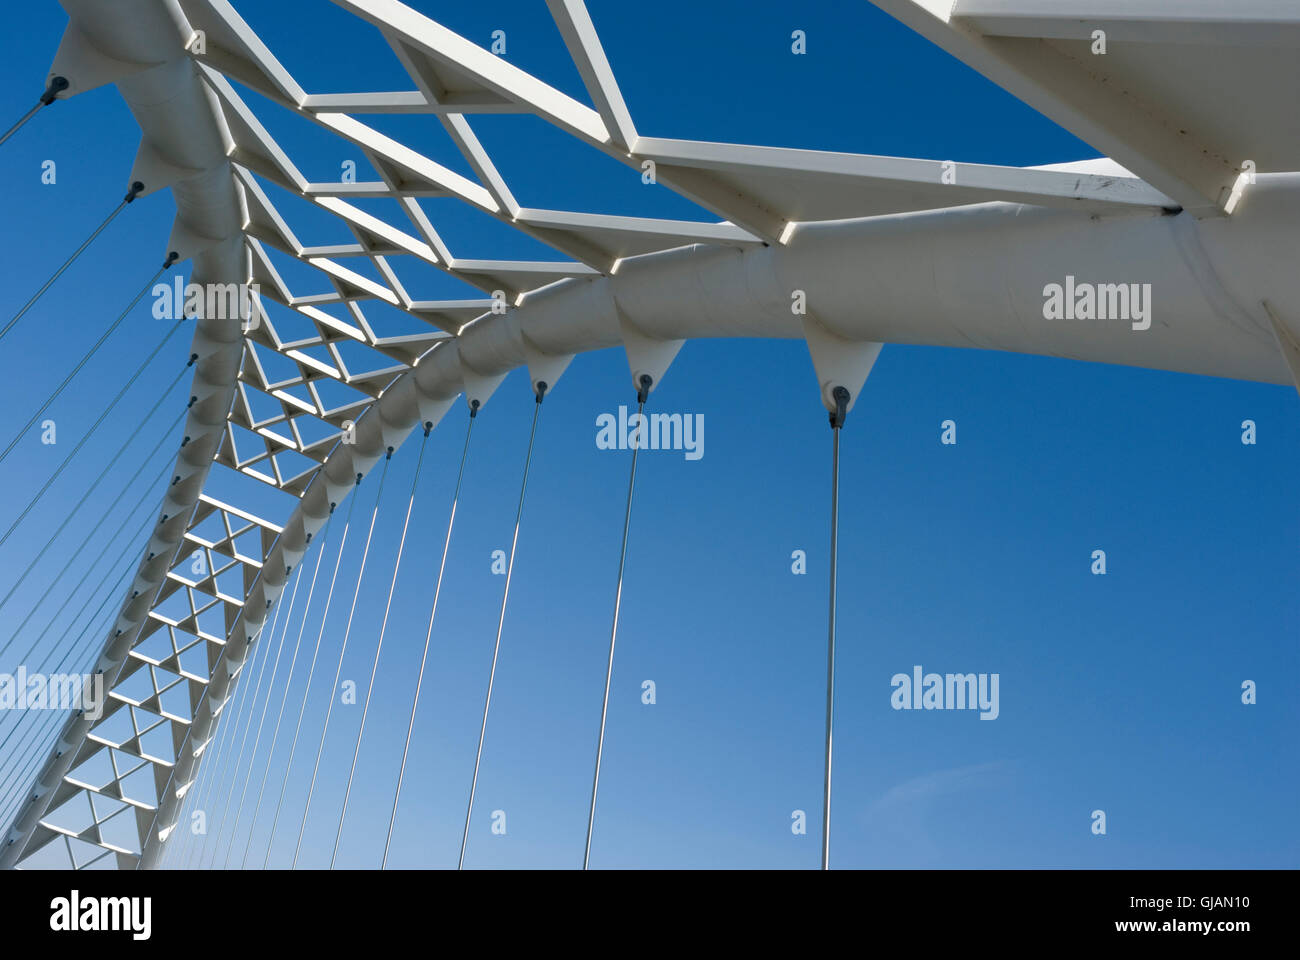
(869, 761, 1009, 862)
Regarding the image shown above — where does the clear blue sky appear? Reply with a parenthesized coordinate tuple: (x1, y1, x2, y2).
(0, 0, 1295, 870)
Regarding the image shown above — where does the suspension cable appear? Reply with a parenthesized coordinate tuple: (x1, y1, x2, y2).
(583, 374, 652, 870)
(0, 392, 189, 664)
(0, 360, 187, 623)
(460, 385, 547, 870)
(0, 476, 163, 751)
(143, 535, 300, 870)
(331, 435, 430, 867)
(237, 512, 340, 869)
(383, 408, 477, 868)
(209, 563, 305, 870)
(166, 613, 268, 869)
(172, 603, 278, 868)
(0, 321, 189, 552)
(0, 548, 145, 823)
(0, 182, 148, 347)
(260, 494, 357, 869)
(169, 514, 333, 868)
(171, 600, 278, 869)
(0, 250, 176, 465)
(822, 385, 850, 870)
(0, 469, 173, 829)
(0, 76, 68, 149)
(154, 628, 258, 863)
(292, 462, 390, 869)
(0, 469, 167, 757)
(185, 591, 288, 869)
(129, 504, 276, 869)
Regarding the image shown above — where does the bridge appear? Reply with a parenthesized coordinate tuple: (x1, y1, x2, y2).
(1, 0, 1296, 870)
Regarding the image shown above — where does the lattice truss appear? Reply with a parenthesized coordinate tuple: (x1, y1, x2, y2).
(16, 0, 1273, 868)
(16, 496, 282, 869)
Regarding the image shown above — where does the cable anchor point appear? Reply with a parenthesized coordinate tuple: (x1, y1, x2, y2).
(40, 76, 69, 106)
(829, 385, 850, 430)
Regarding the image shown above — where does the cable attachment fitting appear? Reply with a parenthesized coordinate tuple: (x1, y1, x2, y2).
(164, 251, 179, 269)
(829, 386, 850, 430)
(636, 374, 653, 405)
(423, 420, 433, 437)
(386, 445, 395, 460)
(124, 181, 145, 204)
(40, 77, 69, 105)
(469, 398, 480, 418)
(355, 472, 363, 485)
(186, 353, 198, 367)
(535, 380, 548, 404)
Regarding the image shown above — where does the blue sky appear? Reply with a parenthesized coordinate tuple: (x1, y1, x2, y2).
(0, 0, 1296, 869)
